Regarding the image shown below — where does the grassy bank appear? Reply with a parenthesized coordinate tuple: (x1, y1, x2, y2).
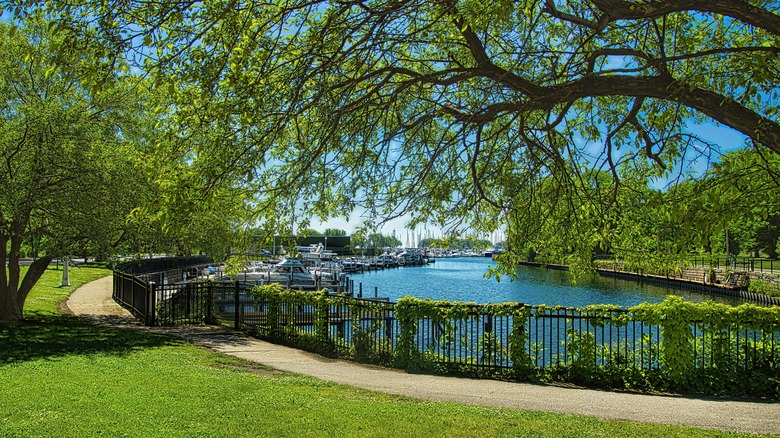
(20, 264, 113, 316)
(0, 268, 768, 437)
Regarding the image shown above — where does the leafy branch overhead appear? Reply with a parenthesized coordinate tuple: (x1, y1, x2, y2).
(10, 0, 779, 258)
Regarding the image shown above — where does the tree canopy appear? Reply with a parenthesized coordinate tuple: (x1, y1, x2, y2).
(0, 17, 144, 320)
(8, 1, 780, 270)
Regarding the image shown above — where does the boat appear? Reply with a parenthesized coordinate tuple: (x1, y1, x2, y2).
(339, 258, 362, 273)
(301, 243, 338, 263)
(397, 250, 424, 266)
(375, 253, 399, 267)
(236, 258, 315, 287)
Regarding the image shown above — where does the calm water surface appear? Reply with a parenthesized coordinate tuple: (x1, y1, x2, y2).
(347, 257, 742, 307)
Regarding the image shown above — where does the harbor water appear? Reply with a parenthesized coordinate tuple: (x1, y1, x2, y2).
(347, 257, 743, 307)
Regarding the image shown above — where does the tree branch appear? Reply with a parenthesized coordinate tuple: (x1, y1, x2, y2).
(17, 256, 55, 311)
(589, 0, 780, 37)
(440, 75, 780, 157)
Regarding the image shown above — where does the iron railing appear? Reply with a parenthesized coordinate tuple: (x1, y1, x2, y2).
(688, 256, 777, 274)
(113, 264, 780, 397)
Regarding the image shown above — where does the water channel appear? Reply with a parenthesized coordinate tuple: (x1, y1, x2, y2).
(347, 257, 744, 307)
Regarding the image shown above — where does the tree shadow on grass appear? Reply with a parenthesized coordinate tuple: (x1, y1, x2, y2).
(0, 313, 185, 364)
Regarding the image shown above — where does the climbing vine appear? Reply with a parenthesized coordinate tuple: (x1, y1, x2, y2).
(244, 286, 780, 399)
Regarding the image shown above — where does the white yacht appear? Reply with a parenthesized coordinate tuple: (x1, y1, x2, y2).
(237, 258, 315, 287)
(301, 243, 338, 263)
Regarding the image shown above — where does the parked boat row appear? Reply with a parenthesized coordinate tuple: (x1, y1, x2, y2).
(229, 247, 435, 292)
(335, 251, 432, 273)
(428, 248, 501, 258)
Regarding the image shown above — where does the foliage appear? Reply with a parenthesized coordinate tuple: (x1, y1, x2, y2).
(245, 286, 780, 398)
(747, 278, 780, 298)
(354, 232, 402, 250)
(323, 228, 347, 236)
(13, 0, 780, 279)
(681, 147, 780, 259)
(425, 237, 493, 252)
(247, 284, 396, 361)
(121, 85, 255, 260)
(0, 16, 143, 320)
(248, 284, 326, 349)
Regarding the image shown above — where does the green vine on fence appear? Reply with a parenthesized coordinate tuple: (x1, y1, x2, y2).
(248, 284, 331, 350)
(395, 297, 531, 371)
(245, 285, 780, 398)
(629, 296, 780, 393)
(509, 309, 533, 377)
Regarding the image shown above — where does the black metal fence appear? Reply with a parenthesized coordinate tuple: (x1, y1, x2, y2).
(116, 255, 214, 275)
(113, 270, 157, 325)
(113, 263, 780, 397)
(113, 256, 215, 325)
(689, 256, 778, 274)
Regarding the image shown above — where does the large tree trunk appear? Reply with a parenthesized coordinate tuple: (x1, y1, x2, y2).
(0, 284, 23, 321)
(0, 231, 22, 321)
(0, 256, 54, 321)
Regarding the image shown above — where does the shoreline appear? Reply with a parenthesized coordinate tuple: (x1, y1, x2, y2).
(517, 261, 780, 306)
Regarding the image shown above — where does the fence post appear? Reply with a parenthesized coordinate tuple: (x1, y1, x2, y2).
(147, 282, 157, 326)
(206, 282, 214, 324)
(234, 281, 241, 330)
(323, 299, 330, 345)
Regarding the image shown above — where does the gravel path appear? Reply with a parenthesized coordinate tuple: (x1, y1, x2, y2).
(67, 276, 780, 435)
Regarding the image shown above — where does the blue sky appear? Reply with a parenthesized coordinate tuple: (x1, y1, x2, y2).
(313, 121, 751, 236)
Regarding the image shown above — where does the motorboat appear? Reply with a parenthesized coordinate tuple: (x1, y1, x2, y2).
(397, 251, 424, 266)
(374, 253, 399, 267)
(301, 243, 338, 263)
(237, 258, 315, 287)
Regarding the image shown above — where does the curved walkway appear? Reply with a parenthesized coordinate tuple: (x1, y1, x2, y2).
(68, 276, 780, 435)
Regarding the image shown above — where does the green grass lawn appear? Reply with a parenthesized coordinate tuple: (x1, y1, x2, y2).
(0, 266, 769, 437)
(20, 263, 113, 316)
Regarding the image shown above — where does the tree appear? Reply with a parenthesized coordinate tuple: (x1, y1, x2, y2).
(692, 147, 780, 258)
(0, 18, 141, 320)
(419, 238, 437, 249)
(324, 228, 347, 236)
(757, 216, 780, 258)
(363, 233, 402, 250)
(15, 1, 780, 271)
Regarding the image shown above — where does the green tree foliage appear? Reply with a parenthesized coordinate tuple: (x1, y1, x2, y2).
(12, 1, 780, 270)
(360, 233, 402, 250)
(680, 146, 780, 258)
(0, 17, 142, 320)
(323, 228, 347, 236)
(116, 75, 256, 259)
(419, 238, 437, 249)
